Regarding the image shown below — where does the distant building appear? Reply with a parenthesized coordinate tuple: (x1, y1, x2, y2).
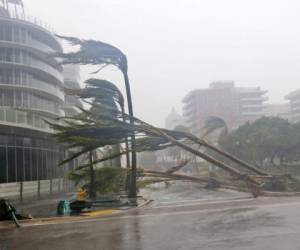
(264, 103, 291, 121)
(165, 107, 185, 129)
(182, 81, 267, 134)
(285, 89, 300, 123)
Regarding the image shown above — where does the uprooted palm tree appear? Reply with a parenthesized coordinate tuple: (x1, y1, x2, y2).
(167, 117, 268, 177)
(54, 35, 138, 198)
(50, 92, 264, 197)
(166, 116, 229, 174)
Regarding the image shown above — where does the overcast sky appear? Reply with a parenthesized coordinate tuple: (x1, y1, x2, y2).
(24, 0, 300, 126)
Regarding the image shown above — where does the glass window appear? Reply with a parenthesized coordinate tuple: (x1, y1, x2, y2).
(16, 147, 24, 182)
(17, 111, 26, 124)
(0, 147, 7, 183)
(0, 109, 4, 121)
(7, 147, 16, 182)
(24, 148, 31, 181)
(6, 109, 16, 123)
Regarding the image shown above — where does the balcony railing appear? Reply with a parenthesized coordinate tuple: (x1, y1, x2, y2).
(28, 79, 64, 101)
(6, 13, 54, 34)
(0, 57, 63, 84)
(0, 80, 64, 102)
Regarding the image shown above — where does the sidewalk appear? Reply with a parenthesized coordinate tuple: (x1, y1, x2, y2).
(0, 193, 151, 230)
(10, 192, 75, 218)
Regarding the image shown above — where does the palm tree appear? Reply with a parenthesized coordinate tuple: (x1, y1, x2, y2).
(55, 35, 138, 197)
(166, 117, 228, 174)
(201, 116, 228, 138)
(55, 79, 130, 198)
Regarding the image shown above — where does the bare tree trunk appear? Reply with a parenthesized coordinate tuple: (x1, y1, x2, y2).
(89, 151, 96, 199)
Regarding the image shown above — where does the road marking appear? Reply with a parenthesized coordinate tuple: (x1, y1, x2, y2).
(80, 210, 118, 217)
(154, 198, 255, 209)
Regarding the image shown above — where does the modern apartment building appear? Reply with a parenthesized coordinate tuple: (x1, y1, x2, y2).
(285, 89, 300, 123)
(182, 81, 267, 134)
(0, 2, 76, 183)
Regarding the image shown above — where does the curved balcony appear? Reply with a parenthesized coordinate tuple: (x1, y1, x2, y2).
(29, 107, 65, 118)
(0, 15, 62, 52)
(0, 108, 55, 134)
(1, 102, 64, 118)
(15, 106, 64, 118)
(0, 80, 64, 103)
(30, 39, 56, 53)
(0, 40, 62, 71)
(0, 38, 55, 53)
(0, 58, 63, 85)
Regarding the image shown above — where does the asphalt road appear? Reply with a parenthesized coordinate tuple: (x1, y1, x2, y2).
(2, 181, 300, 250)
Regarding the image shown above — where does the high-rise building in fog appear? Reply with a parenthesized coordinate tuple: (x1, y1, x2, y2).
(182, 81, 267, 134)
(285, 89, 300, 123)
(0, 2, 78, 183)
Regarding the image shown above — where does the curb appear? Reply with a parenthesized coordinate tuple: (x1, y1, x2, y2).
(0, 198, 153, 229)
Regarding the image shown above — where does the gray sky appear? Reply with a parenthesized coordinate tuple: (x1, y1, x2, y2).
(24, 0, 300, 126)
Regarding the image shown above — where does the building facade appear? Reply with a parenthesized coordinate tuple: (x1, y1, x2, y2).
(0, 3, 73, 183)
(285, 89, 300, 123)
(63, 64, 82, 117)
(182, 81, 267, 134)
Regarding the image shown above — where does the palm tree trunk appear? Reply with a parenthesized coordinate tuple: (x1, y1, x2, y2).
(189, 138, 269, 176)
(122, 69, 137, 198)
(89, 151, 96, 198)
(121, 106, 131, 169)
(112, 144, 122, 168)
(151, 128, 260, 186)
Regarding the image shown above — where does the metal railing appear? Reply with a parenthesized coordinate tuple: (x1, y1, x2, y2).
(7, 13, 55, 34)
(0, 80, 64, 101)
(0, 57, 63, 83)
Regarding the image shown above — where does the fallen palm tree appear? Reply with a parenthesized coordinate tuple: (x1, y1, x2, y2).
(139, 169, 263, 194)
(50, 79, 278, 197)
(164, 117, 269, 178)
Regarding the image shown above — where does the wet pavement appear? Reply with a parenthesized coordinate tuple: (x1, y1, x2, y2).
(2, 181, 300, 250)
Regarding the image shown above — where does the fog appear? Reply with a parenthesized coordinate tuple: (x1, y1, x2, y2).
(24, 0, 300, 126)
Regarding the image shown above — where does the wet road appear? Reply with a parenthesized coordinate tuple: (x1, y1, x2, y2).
(2, 181, 300, 250)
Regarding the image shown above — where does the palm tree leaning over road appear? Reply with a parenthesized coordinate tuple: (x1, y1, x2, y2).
(54, 36, 138, 198)
(166, 117, 228, 174)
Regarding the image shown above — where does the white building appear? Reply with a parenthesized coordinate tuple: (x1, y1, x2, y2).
(0, 1, 78, 183)
(285, 89, 300, 123)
